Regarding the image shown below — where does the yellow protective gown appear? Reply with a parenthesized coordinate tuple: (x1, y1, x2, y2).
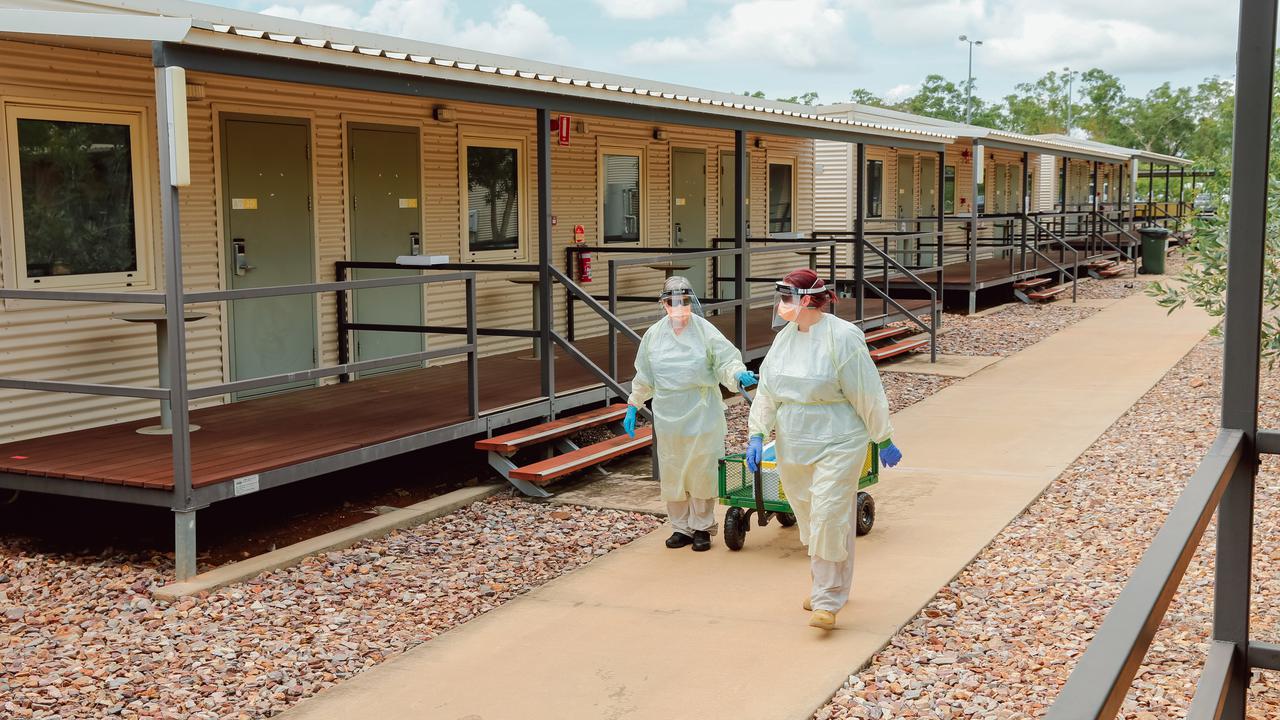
(628, 314, 747, 501)
(747, 313, 892, 562)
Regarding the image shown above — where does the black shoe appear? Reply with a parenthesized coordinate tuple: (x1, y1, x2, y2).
(691, 530, 712, 552)
(666, 532, 694, 549)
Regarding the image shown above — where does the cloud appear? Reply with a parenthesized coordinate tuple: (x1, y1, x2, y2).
(623, 0, 851, 70)
(884, 83, 916, 102)
(595, 0, 685, 20)
(260, 0, 567, 61)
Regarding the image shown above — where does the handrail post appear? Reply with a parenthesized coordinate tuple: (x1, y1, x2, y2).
(151, 48, 197, 582)
(466, 275, 478, 418)
(564, 246, 575, 341)
(1218, 0, 1277, 713)
(969, 142, 982, 315)
(855, 143, 866, 321)
(536, 109, 555, 416)
(935, 148, 945, 328)
(734, 130, 748, 352)
(608, 260, 618, 381)
(336, 263, 351, 383)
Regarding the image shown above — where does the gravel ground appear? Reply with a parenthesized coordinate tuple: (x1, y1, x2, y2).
(723, 373, 954, 450)
(0, 495, 661, 719)
(930, 303, 1103, 357)
(814, 337, 1280, 719)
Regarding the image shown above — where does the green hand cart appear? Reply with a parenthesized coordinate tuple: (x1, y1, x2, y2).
(717, 442, 879, 551)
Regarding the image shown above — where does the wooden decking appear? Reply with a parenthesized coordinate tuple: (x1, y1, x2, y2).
(0, 299, 928, 493)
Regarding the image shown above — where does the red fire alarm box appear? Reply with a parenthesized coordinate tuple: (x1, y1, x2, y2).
(558, 115, 571, 146)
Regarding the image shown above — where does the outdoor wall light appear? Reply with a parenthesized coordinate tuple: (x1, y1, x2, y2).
(653, 128, 668, 140)
(575, 119, 590, 135)
(433, 107, 456, 122)
(755, 137, 767, 149)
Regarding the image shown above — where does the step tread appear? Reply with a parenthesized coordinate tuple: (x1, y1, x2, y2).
(1098, 267, 1126, 278)
(1087, 259, 1118, 269)
(1013, 277, 1052, 290)
(509, 428, 654, 483)
(475, 404, 630, 453)
(1027, 286, 1068, 301)
(869, 337, 930, 362)
(863, 325, 913, 344)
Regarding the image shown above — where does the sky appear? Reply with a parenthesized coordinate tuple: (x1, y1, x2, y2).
(212, 0, 1242, 107)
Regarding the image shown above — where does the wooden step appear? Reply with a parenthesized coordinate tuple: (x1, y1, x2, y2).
(509, 428, 654, 484)
(1027, 285, 1068, 302)
(1087, 259, 1117, 269)
(869, 337, 930, 363)
(475, 404, 629, 454)
(1013, 277, 1052, 291)
(863, 325, 912, 345)
(1098, 266, 1127, 278)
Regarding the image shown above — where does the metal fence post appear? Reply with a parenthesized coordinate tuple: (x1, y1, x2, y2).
(537, 109, 555, 416)
(151, 46, 197, 582)
(1217, 0, 1277, 714)
(855, 143, 866, 321)
(969, 142, 982, 314)
(734, 130, 747, 351)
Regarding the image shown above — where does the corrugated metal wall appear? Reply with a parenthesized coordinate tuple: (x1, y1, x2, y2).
(0, 38, 816, 442)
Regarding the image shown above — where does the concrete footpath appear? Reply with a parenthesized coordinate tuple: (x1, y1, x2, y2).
(280, 293, 1216, 720)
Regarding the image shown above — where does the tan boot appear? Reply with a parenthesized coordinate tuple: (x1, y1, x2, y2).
(809, 609, 837, 630)
(802, 597, 812, 611)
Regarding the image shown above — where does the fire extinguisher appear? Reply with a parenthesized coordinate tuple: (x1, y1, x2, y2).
(573, 224, 592, 283)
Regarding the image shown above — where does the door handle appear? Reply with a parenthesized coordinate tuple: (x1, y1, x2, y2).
(674, 222, 683, 245)
(410, 231, 422, 256)
(233, 238, 255, 276)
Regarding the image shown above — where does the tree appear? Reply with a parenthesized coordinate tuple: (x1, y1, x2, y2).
(778, 91, 820, 106)
(1077, 69, 1136, 146)
(848, 88, 885, 106)
(1126, 82, 1198, 156)
(1002, 70, 1072, 135)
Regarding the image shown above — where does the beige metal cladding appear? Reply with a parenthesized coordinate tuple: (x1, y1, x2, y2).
(0, 39, 225, 442)
(0, 38, 817, 442)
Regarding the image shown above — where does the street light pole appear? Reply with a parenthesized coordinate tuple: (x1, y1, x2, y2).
(1063, 66, 1076, 133)
(959, 35, 983, 124)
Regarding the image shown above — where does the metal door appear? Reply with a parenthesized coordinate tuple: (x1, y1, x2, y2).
(671, 148, 707, 297)
(349, 125, 424, 376)
(222, 116, 317, 398)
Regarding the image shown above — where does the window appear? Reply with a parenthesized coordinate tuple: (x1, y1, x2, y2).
(5, 105, 152, 289)
(865, 159, 883, 218)
(461, 134, 525, 260)
(768, 160, 794, 233)
(601, 148, 643, 244)
(943, 165, 956, 213)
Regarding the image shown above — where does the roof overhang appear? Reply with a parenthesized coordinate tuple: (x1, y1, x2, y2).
(158, 32, 951, 151)
(0, 9, 190, 41)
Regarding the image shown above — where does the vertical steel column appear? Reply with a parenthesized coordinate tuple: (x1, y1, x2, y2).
(936, 149, 945, 323)
(1179, 167, 1187, 220)
(1129, 158, 1139, 233)
(151, 47, 196, 581)
(1020, 152, 1030, 271)
(1164, 164, 1172, 219)
(536, 109, 555, 414)
(969, 143, 982, 314)
(466, 275, 478, 419)
(1091, 161, 1100, 254)
(1060, 156, 1069, 213)
(854, 143, 866, 321)
(734, 130, 747, 351)
(1147, 162, 1155, 211)
(1217, 0, 1276, 714)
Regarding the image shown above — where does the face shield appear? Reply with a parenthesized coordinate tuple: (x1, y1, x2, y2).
(772, 281, 828, 329)
(660, 289, 703, 329)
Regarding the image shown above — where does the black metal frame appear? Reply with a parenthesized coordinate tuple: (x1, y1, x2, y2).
(1047, 0, 1275, 715)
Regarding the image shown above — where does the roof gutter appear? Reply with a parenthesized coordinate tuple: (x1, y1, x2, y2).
(0, 9, 190, 41)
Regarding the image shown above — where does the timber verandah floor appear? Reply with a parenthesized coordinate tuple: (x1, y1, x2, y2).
(0, 299, 927, 494)
(884, 231, 1132, 291)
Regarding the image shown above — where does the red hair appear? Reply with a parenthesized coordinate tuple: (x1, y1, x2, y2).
(782, 267, 834, 309)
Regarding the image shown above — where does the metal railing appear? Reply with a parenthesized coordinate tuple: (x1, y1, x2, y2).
(1048, 0, 1273, 715)
(1022, 214, 1080, 303)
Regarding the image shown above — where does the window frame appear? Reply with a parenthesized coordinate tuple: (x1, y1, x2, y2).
(766, 156, 797, 236)
(597, 143, 647, 246)
(459, 128, 529, 262)
(4, 102, 155, 291)
(865, 158, 884, 219)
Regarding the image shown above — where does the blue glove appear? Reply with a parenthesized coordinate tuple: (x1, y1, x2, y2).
(623, 405, 638, 438)
(879, 441, 902, 468)
(746, 436, 764, 473)
(736, 370, 758, 388)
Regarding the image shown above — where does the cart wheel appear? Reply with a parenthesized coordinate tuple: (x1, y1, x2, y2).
(724, 507, 747, 551)
(777, 512, 797, 527)
(856, 492, 875, 536)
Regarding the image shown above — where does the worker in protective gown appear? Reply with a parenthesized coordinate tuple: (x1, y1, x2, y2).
(746, 268, 902, 630)
(624, 276, 756, 552)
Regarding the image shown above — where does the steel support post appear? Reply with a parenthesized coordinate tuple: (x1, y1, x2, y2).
(855, 143, 866, 321)
(734, 130, 748, 350)
(152, 47, 197, 581)
(1020, 152, 1030, 272)
(1129, 158, 1139, 233)
(536, 109, 555, 416)
(936, 148, 946, 324)
(969, 143, 982, 315)
(1217, 0, 1277, 714)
